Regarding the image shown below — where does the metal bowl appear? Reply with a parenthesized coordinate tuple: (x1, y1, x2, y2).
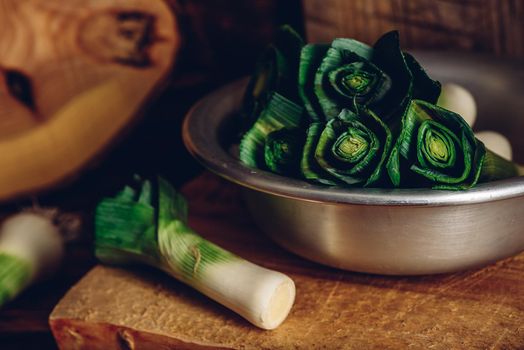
(183, 52, 524, 275)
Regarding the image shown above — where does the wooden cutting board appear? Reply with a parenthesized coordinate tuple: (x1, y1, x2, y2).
(49, 173, 524, 349)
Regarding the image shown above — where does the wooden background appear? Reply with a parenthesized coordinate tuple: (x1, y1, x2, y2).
(303, 0, 524, 58)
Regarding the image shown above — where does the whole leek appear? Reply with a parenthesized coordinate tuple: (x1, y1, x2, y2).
(95, 176, 296, 330)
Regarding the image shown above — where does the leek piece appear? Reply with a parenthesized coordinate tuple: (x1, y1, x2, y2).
(300, 122, 339, 185)
(386, 100, 518, 189)
(437, 83, 477, 127)
(313, 38, 383, 120)
(95, 176, 295, 330)
(296, 31, 440, 122)
(264, 127, 305, 176)
(0, 212, 65, 308)
(0, 253, 32, 306)
(239, 92, 304, 169)
(309, 109, 392, 187)
(241, 25, 304, 130)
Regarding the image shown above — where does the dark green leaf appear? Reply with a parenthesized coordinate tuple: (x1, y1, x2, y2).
(239, 93, 304, 169)
(300, 122, 339, 185)
(403, 52, 441, 104)
(298, 44, 329, 121)
(241, 26, 304, 130)
(371, 31, 412, 121)
(264, 128, 306, 176)
(314, 109, 392, 186)
(386, 100, 488, 189)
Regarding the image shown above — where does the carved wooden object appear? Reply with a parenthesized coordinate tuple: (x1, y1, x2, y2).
(0, 0, 179, 201)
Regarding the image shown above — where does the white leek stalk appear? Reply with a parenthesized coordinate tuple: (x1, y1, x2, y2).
(95, 176, 295, 330)
(474, 131, 513, 161)
(437, 83, 477, 127)
(0, 212, 64, 307)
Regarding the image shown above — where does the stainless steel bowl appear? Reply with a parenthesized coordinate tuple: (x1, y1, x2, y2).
(183, 52, 524, 275)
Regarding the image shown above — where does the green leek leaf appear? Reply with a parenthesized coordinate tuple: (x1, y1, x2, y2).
(0, 252, 32, 307)
(95, 198, 158, 265)
(298, 44, 329, 121)
(239, 92, 304, 169)
(403, 52, 441, 103)
(241, 25, 304, 130)
(300, 122, 339, 185)
(296, 31, 440, 123)
(370, 31, 412, 120)
(312, 109, 393, 186)
(384, 100, 518, 190)
(479, 149, 520, 183)
(264, 128, 306, 176)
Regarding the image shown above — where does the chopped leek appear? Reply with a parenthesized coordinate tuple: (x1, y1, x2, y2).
(240, 27, 521, 190)
(303, 109, 393, 187)
(239, 92, 304, 169)
(386, 100, 518, 189)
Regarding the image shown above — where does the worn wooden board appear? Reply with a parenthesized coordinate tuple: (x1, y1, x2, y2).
(303, 0, 524, 59)
(50, 173, 524, 349)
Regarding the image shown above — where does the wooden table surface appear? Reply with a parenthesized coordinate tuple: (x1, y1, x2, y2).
(44, 172, 524, 350)
(2, 162, 524, 349)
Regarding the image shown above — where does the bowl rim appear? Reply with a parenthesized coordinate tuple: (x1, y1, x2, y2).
(183, 65, 524, 207)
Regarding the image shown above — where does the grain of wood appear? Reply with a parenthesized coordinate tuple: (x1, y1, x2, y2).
(0, 0, 179, 201)
(303, 0, 524, 58)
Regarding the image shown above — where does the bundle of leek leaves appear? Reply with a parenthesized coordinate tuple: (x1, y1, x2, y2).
(239, 26, 521, 190)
